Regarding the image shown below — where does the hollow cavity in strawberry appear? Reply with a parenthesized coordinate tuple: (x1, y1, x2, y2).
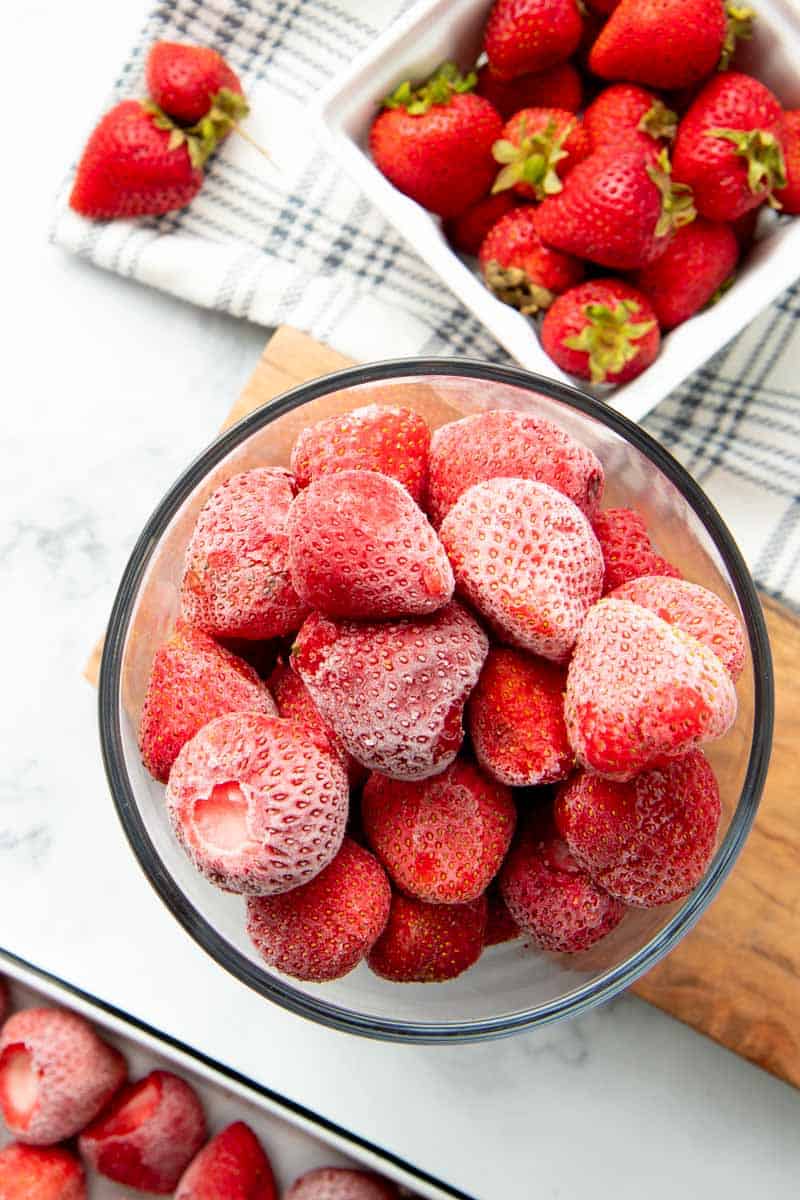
(382, 61, 477, 114)
(492, 116, 573, 199)
(719, 4, 755, 70)
(564, 300, 657, 384)
(144, 87, 249, 169)
(638, 101, 678, 143)
(704, 126, 787, 206)
(647, 149, 697, 237)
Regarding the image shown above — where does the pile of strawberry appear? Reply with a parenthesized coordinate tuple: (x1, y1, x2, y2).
(136, 402, 746, 985)
(369, 0, 800, 387)
(0, 981, 402, 1198)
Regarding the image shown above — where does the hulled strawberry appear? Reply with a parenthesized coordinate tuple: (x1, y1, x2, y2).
(479, 206, 585, 315)
(774, 110, 800, 214)
(476, 61, 582, 119)
(672, 71, 787, 221)
(484, 0, 584, 80)
(592, 507, 681, 591)
(541, 280, 660, 384)
(589, 0, 727, 90)
(367, 893, 487, 982)
(146, 41, 245, 125)
(631, 217, 739, 328)
(369, 63, 503, 217)
(583, 84, 677, 158)
(491, 108, 590, 200)
(444, 191, 516, 256)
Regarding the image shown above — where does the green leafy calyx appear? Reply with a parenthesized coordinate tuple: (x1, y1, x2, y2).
(719, 5, 755, 70)
(638, 100, 678, 143)
(382, 62, 477, 115)
(706, 127, 787, 206)
(648, 149, 697, 237)
(144, 88, 250, 170)
(564, 299, 656, 384)
(491, 117, 572, 199)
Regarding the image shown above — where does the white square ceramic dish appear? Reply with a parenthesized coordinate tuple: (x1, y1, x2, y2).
(316, 0, 800, 422)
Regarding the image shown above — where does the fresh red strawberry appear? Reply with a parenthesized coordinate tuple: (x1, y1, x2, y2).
(293, 603, 488, 782)
(146, 41, 245, 125)
(609, 575, 746, 679)
(631, 217, 739, 329)
(484, 0, 584, 80)
(0, 1008, 126, 1145)
(555, 751, 721, 906)
(535, 146, 696, 269)
(476, 61, 582, 119)
(287, 470, 453, 619)
(443, 191, 516, 255)
(467, 647, 572, 786)
(138, 621, 277, 783)
(479, 206, 585, 315)
(426, 408, 604, 527)
(165, 712, 348, 895)
(773, 109, 800, 214)
(0, 1144, 86, 1200)
(541, 279, 660, 384)
(79, 1070, 207, 1194)
(367, 893, 487, 982)
(485, 885, 520, 945)
(369, 63, 503, 218)
(286, 1167, 400, 1200)
(268, 657, 366, 787)
(246, 838, 391, 982)
(290, 404, 430, 504)
(175, 1121, 277, 1200)
(583, 84, 677, 158)
(564, 597, 737, 780)
(592, 508, 681, 592)
(180, 468, 308, 641)
(362, 760, 516, 904)
(70, 100, 205, 218)
(500, 813, 625, 952)
(589, 0, 727, 89)
(672, 71, 787, 221)
(440, 478, 603, 661)
(491, 108, 590, 200)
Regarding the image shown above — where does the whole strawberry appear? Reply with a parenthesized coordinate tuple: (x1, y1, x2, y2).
(631, 217, 739, 329)
(541, 280, 660, 385)
(369, 63, 503, 217)
(367, 893, 487, 982)
(444, 191, 516, 256)
(775, 110, 800, 214)
(175, 1122, 277, 1200)
(479, 206, 584, 315)
(583, 84, 677, 159)
(592, 508, 681, 591)
(589, 0, 727, 90)
(484, 0, 584, 80)
(476, 61, 582, 119)
(672, 72, 787, 221)
(492, 108, 590, 200)
(146, 41, 245, 125)
(535, 147, 696, 270)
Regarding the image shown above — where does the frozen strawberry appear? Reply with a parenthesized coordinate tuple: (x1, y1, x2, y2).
(610, 575, 746, 680)
(175, 1121, 277, 1200)
(476, 61, 583, 119)
(630, 217, 739, 329)
(556, 751, 721, 906)
(583, 84, 677, 158)
(79, 1070, 206, 1194)
(485, 885, 520, 945)
(492, 108, 590, 200)
(500, 814, 625, 952)
(426, 409, 604, 527)
(565, 598, 737, 780)
(444, 191, 516, 256)
(0, 1143, 86, 1200)
(468, 647, 572, 786)
(268, 657, 366, 787)
(287, 470, 453, 619)
(588, 0, 727, 90)
(165, 712, 348, 895)
(362, 760, 515, 904)
(246, 837, 391, 981)
(541, 279, 660, 385)
(0, 1008, 126, 1145)
(440, 478, 603, 662)
(775, 110, 800, 214)
(180, 468, 308, 641)
(146, 41, 244, 126)
(293, 603, 488, 781)
(479, 205, 585, 315)
(484, 0, 584, 79)
(367, 893, 487, 983)
(592, 508, 681, 592)
(286, 1167, 399, 1200)
(138, 621, 277, 783)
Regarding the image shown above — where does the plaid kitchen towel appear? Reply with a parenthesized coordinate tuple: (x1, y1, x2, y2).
(52, 0, 800, 607)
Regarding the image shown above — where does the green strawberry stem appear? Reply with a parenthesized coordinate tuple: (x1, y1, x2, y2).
(648, 149, 696, 237)
(144, 89, 271, 171)
(705, 127, 787, 206)
(719, 5, 755, 71)
(484, 260, 555, 316)
(564, 300, 656, 384)
(382, 61, 477, 114)
(638, 100, 678, 143)
(492, 117, 571, 199)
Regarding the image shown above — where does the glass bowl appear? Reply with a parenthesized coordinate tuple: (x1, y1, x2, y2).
(99, 359, 774, 1043)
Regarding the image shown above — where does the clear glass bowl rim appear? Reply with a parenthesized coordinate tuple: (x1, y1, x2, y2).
(99, 357, 774, 1044)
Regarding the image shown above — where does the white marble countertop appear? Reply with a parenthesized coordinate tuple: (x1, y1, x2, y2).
(2, 2, 798, 1197)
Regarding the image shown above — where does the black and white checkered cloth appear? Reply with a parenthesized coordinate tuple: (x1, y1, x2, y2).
(52, 0, 800, 607)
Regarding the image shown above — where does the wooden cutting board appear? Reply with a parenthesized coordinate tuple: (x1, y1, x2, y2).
(89, 326, 800, 1089)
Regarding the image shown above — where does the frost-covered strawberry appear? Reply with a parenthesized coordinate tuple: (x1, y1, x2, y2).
(0, 1143, 86, 1200)
(287, 470, 453, 619)
(565, 598, 737, 779)
(468, 647, 572, 786)
(165, 713, 348, 895)
(293, 603, 488, 781)
(291, 404, 430, 503)
(592, 508, 681, 592)
(556, 751, 721, 906)
(0, 1008, 126, 1145)
(246, 838, 391, 982)
(426, 409, 604, 526)
(268, 658, 366, 787)
(440, 478, 603, 662)
(286, 1167, 400, 1200)
(180, 468, 307, 640)
(175, 1121, 277, 1200)
(367, 893, 487, 983)
(362, 760, 515, 904)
